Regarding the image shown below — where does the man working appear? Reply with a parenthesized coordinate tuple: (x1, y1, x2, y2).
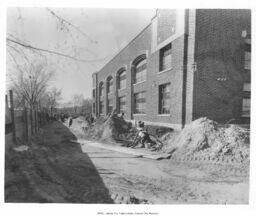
(130, 121, 151, 148)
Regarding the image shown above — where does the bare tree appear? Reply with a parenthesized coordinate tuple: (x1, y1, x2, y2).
(9, 60, 54, 109)
(41, 88, 62, 115)
(71, 94, 84, 113)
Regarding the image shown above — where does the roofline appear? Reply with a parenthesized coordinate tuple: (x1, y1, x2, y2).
(96, 10, 157, 74)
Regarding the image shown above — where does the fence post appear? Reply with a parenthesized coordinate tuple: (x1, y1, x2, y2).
(37, 108, 40, 131)
(9, 90, 16, 143)
(34, 109, 37, 133)
(30, 108, 33, 135)
(36, 108, 38, 132)
(24, 107, 28, 141)
(38, 102, 42, 128)
(37, 109, 40, 131)
(36, 109, 39, 132)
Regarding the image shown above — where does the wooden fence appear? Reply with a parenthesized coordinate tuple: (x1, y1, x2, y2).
(5, 90, 49, 148)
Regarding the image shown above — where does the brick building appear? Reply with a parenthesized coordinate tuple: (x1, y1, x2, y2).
(92, 9, 251, 129)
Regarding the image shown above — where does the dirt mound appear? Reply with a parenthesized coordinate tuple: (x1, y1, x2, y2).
(101, 115, 132, 141)
(86, 115, 132, 142)
(165, 118, 250, 163)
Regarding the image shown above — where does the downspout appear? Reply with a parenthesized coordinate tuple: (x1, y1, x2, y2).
(181, 9, 189, 128)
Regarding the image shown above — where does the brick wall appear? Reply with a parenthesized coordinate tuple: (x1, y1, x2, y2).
(96, 24, 152, 119)
(146, 35, 185, 126)
(193, 9, 251, 123)
(94, 9, 251, 126)
(157, 9, 176, 44)
(95, 10, 187, 129)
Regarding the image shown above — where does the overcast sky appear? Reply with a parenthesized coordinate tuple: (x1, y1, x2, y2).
(7, 8, 155, 104)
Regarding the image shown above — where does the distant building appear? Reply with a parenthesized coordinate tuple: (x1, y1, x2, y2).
(92, 9, 251, 129)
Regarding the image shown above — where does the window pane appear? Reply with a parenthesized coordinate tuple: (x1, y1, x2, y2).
(136, 59, 147, 68)
(107, 78, 113, 93)
(159, 83, 171, 114)
(160, 44, 172, 71)
(243, 83, 251, 92)
(245, 51, 251, 70)
(99, 101, 104, 114)
(135, 59, 147, 84)
(242, 98, 250, 117)
(245, 38, 251, 45)
(107, 98, 113, 114)
(93, 89, 95, 98)
(119, 71, 126, 89)
(135, 69, 146, 83)
(99, 83, 104, 96)
(134, 92, 146, 114)
(162, 54, 172, 70)
(120, 79, 126, 89)
(119, 96, 126, 113)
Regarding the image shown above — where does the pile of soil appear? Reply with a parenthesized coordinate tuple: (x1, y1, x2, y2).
(85, 115, 132, 142)
(91, 116, 172, 146)
(101, 115, 132, 141)
(165, 118, 250, 163)
(85, 117, 175, 149)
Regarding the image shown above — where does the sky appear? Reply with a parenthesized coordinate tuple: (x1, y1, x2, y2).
(6, 8, 156, 104)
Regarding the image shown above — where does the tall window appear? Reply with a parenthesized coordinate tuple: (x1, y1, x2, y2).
(243, 83, 250, 92)
(107, 76, 113, 94)
(242, 82, 250, 117)
(107, 98, 113, 114)
(159, 43, 172, 71)
(242, 98, 250, 117)
(242, 35, 251, 117)
(244, 51, 251, 70)
(134, 91, 146, 114)
(99, 82, 104, 97)
(99, 101, 104, 114)
(118, 96, 126, 114)
(92, 89, 96, 98)
(159, 83, 171, 114)
(244, 38, 251, 70)
(134, 59, 147, 84)
(118, 70, 126, 90)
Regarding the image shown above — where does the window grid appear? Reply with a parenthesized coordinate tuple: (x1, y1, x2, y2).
(107, 98, 113, 114)
(243, 83, 251, 92)
(119, 71, 126, 89)
(134, 59, 147, 84)
(99, 101, 104, 114)
(119, 96, 126, 114)
(244, 51, 251, 70)
(159, 83, 171, 114)
(99, 83, 104, 97)
(242, 98, 250, 117)
(107, 78, 114, 94)
(134, 91, 146, 114)
(160, 43, 172, 71)
(92, 89, 95, 98)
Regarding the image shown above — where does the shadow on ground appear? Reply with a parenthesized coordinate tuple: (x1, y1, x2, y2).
(5, 121, 114, 203)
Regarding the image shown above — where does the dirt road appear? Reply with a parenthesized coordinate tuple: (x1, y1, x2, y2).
(5, 121, 249, 204)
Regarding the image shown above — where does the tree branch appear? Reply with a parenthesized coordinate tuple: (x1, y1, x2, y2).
(7, 38, 106, 63)
(46, 8, 98, 44)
